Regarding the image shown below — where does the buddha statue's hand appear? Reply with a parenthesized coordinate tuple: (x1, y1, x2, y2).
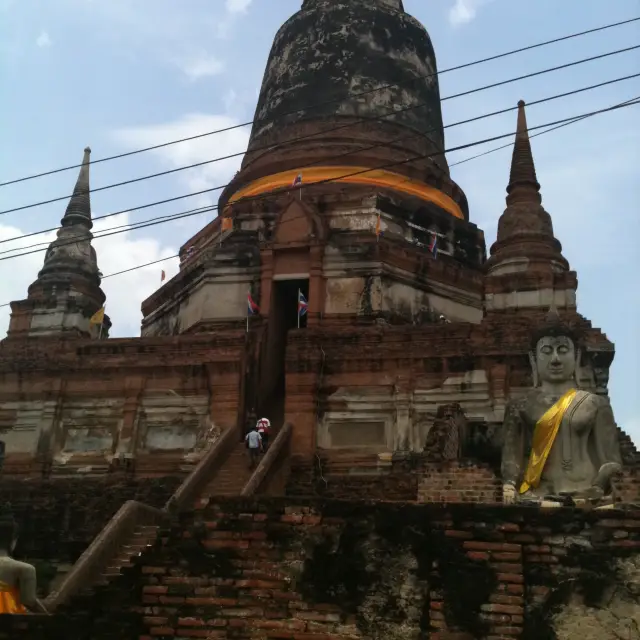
(503, 483, 517, 504)
(593, 462, 623, 491)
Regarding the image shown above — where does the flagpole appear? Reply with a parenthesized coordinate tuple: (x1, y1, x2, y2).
(297, 290, 300, 329)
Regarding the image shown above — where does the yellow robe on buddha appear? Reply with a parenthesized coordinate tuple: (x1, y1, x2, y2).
(519, 388, 577, 494)
(0, 580, 26, 614)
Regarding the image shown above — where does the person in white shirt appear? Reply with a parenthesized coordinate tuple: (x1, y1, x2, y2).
(244, 425, 263, 469)
(256, 417, 271, 451)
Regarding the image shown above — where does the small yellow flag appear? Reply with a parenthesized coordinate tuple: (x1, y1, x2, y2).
(89, 307, 105, 325)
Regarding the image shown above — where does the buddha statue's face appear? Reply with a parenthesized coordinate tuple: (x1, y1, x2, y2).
(535, 335, 576, 384)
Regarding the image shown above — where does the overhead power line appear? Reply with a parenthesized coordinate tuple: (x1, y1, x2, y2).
(0, 94, 636, 310)
(450, 94, 640, 168)
(1, 15, 638, 188)
(0, 97, 637, 268)
(2, 42, 638, 218)
(1, 73, 638, 254)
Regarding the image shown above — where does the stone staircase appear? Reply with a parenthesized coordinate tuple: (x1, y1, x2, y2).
(69, 523, 161, 598)
(101, 524, 159, 581)
(201, 441, 256, 499)
(42, 423, 293, 613)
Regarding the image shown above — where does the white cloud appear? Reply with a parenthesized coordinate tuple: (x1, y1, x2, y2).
(216, 0, 253, 38)
(225, 0, 252, 14)
(35, 30, 51, 47)
(223, 88, 237, 113)
(448, 0, 491, 26)
(112, 113, 250, 207)
(178, 52, 225, 81)
(0, 213, 178, 338)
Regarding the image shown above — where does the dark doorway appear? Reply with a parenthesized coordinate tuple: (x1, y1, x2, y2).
(259, 278, 309, 428)
(274, 278, 309, 331)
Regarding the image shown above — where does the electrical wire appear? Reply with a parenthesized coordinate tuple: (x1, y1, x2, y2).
(0, 95, 636, 310)
(0, 97, 637, 267)
(2, 70, 638, 254)
(2, 42, 638, 217)
(450, 94, 640, 168)
(1, 15, 638, 188)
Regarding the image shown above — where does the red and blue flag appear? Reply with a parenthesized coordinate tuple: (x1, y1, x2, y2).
(247, 292, 260, 315)
(428, 233, 438, 258)
(297, 290, 308, 317)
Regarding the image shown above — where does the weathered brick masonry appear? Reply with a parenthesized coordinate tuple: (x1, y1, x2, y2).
(2, 498, 639, 639)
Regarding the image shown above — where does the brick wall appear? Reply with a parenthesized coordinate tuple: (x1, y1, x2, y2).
(286, 457, 420, 501)
(418, 461, 502, 503)
(1, 498, 640, 638)
(287, 456, 502, 504)
(0, 475, 181, 595)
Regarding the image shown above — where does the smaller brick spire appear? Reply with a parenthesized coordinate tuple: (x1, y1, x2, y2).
(6, 146, 109, 339)
(62, 146, 93, 228)
(506, 101, 541, 206)
(486, 100, 566, 272)
(483, 101, 576, 314)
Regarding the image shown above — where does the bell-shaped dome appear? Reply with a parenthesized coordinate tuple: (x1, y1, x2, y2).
(252, 0, 445, 157)
(221, 0, 468, 221)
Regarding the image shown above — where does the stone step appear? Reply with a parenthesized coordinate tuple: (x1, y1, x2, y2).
(80, 524, 162, 594)
(202, 443, 259, 497)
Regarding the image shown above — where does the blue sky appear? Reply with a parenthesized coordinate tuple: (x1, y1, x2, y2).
(0, 0, 638, 441)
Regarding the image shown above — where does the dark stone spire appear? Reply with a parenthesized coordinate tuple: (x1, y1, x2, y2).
(485, 100, 569, 275)
(5, 145, 110, 339)
(36, 145, 100, 283)
(62, 146, 93, 228)
(506, 101, 541, 206)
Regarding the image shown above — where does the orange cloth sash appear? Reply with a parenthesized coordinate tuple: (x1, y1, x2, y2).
(0, 581, 26, 614)
(519, 388, 577, 494)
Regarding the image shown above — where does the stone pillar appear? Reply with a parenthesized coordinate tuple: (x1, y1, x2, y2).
(307, 244, 324, 327)
(285, 370, 319, 460)
(260, 249, 274, 316)
(46, 379, 67, 468)
(114, 376, 145, 458)
(392, 376, 413, 451)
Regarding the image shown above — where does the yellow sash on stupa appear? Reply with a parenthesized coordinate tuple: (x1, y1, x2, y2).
(519, 388, 577, 494)
(0, 580, 26, 614)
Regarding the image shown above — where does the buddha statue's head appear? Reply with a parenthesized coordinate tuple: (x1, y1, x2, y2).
(529, 306, 582, 387)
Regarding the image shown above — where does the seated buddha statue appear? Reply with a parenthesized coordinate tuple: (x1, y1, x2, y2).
(0, 518, 41, 614)
(501, 307, 623, 507)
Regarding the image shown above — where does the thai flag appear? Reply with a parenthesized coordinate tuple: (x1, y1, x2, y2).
(297, 290, 308, 317)
(428, 233, 438, 258)
(292, 173, 303, 188)
(247, 292, 260, 315)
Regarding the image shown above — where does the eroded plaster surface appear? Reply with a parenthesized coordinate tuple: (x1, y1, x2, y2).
(250, 0, 446, 162)
(318, 370, 501, 453)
